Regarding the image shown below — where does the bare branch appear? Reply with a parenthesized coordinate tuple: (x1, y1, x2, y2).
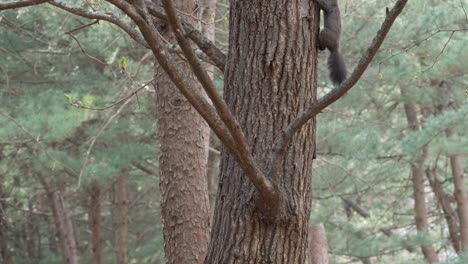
(0, 0, 48, 10)
(105, 0, 239, 161)
(48, 1, 149, 48)
(144, 0, 226, 72)
(269, 0, 410, 182)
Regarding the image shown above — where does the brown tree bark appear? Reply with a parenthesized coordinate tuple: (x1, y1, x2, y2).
(204, 1, 318, 263)
(154, 1, 211, 264)
(308, 224, 329, 264)
(450, 153, 468, 251)
(52, 191, 80, 264)
(426, 168, 461, 252)
(401, 97, 439, 263)
(88, 184, 103, 264)
(110, 175, 129, 264)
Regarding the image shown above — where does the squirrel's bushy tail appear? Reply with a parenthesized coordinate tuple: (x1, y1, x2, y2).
(328, 49, 347, 85)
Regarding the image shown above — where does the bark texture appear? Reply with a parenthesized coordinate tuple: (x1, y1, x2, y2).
(111, 176, 129, 264)
(155, 1, 211, 264)
(205, 1, 318, 263)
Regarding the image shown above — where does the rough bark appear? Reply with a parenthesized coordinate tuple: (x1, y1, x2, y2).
(402, 98, 439, 263)
(308, 224, 329, 264)
(51, 191, 80, 264)
(88, 184, 103, 264)
(426, 168, 460, 252)
(204, 1, 318, 263)
(110, 175, 129, 264)
(154, 1, 211, 264)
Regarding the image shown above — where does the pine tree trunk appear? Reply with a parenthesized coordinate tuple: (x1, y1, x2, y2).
(51, 191, 80, 264)
(200, 0, 218, 214)
(205, 1, 318, 263)
(0, 184, 11, 264)
(154, 1, 211, 263)
(402, 99, 439, 263)
(450, 153, 468, 251)
(426, 168, 460, 252)
(308, 224, 329, 264)
(111, 175, 129, 264)
(88, 184, 103, 264)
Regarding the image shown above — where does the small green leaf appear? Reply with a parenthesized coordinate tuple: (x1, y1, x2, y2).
(119, 56, 127, 71)
(77, 101, 85, 107)
(64, 93, 73, 103)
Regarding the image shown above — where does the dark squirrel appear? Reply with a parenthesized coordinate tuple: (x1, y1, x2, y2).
(316, 0, 347, 85)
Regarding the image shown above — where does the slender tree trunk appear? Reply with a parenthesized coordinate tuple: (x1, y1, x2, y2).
(426, 168, 460, 252)
(47, 215, 58, 254)
(200, 0, 218, 214)
(154, 1, 211, 263)
(0, 184, 12, 264)
(307, 224, 329, 264)
(51, 191, 80, 264)
(88, 184, 103, 264)
(402, 98, 439, 263)
(205, 1, 318, 263)
(111, 176, 129, 264)
(450, 153, 468, 251)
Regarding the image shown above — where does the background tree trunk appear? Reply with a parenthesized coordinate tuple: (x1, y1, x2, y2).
(111, 175, 129, 264)
(52, 191, 80, 264)
(205, 1, 318, 263)
(0, 183, 12, 264)
(308, 224, 329, 264)
(426, 168, 460, 252)
(88, 184, 103, 264)
(401, 97, 439, 263)
(450, 153, 468, 251)
(154, 1, 212, 263)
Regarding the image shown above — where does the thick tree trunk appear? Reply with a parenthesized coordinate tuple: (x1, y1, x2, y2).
(52, 191, 80, 264)
(154, 1, 211, 264)
(307, 224, 329, 264)
(111, 176, 129, 264)
(402, 100, 439, 263)
(205, 1, 318, 263)
(426, 168, 460, 252)
(88, 184, 103, 264)
(450, 154, 468, 251)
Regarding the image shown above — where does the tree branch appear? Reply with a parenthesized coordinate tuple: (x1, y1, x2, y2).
(105, 1, 243, 171)
(48, 1, 149, 48)
(144, 0, 226, 72)
(160, 0, 278, 215)
(270, 0, 409, 181)
(0, 0, 48, 10)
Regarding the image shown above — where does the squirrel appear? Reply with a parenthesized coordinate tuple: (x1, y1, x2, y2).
(315, 0, 347, 85)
